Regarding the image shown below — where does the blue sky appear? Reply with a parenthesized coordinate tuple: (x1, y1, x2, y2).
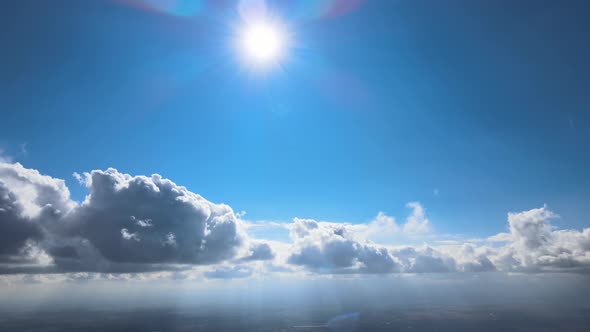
(1, 0, 589, 240)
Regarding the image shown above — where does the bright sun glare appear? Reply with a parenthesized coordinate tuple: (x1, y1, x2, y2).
(241, 21, 284, 64)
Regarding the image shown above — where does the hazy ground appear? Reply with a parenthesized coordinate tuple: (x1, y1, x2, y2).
(2, 273, 589, 331)
(1, 303, 589, 331)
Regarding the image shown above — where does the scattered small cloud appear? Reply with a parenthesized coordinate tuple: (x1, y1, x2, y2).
(72, 172, 85, 185)
(19, 142, 28, 157)
(131, 216, 153, 228)
(121, 228, 140, 241)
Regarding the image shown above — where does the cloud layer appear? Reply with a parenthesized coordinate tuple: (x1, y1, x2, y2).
(1, 161, 590, 279)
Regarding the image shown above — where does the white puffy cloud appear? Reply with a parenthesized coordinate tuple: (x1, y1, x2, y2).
(287, 218, 400, 274)
(238, 242, 275, 262)
(278, 205, 590, 275)
(0, 162, 258, 274)
(0, 162, 75, 265)
(0, 162, 75, 219)
(391, 246, 456, 273)
(449, 244, 496, 272)
(63, 168, 247, 266)
(490, 205, 590, 272)
(403, 202, 431, 233)
(346, 203, 431, 244)
(351, 211, 399, 242)
(432, 205, 590, 274)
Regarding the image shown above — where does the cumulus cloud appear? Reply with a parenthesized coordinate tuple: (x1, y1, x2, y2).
(239, 242, 275, 262)
(0, 162, 75, 219)
(403, 202, 431, 233)
(391, 246, 456, 273)
(0, 162, 249, 274)
(347, 204, 431, 244)
(0, 162, 75, 265)
(432, 205, 590, 274)
(490, 205, 590, 272)
(287, 218, 399, 274)
(353, 211, 399, 242)
(64, 168, 249, 269)
(455, 244, 496, 272)
(0, 181, 42, 260)
(278, 204, 590, 274)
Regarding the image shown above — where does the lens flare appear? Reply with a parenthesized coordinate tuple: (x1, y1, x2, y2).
(241, 21, 284, 64)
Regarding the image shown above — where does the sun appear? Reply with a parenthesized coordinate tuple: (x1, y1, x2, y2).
(240, 20, 285, 65)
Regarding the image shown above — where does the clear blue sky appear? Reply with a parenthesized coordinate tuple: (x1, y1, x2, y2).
(1, 0, 589, 237)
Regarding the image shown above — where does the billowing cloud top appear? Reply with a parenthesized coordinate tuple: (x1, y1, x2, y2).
(1, 162, 590, 279)
(0, 163, 251, 274)
(287, 218, 399, 274)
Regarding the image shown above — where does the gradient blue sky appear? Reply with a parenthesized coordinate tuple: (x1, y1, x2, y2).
(1, 0, 589, 238)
